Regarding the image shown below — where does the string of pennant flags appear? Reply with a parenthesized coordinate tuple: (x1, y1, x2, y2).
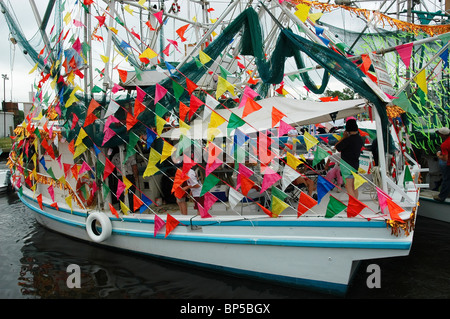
(9, 0, 422, 238)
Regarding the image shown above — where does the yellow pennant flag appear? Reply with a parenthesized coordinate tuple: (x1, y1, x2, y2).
(179, 120, 190, 135)
(294, 3, 311, 22)
(29, 62, 38, 74)
(109, 27, 118, 35)
(286, 152, 302, 169)
(123, 176, 133, 191)
(139, 47, 158, 61)
(65, 92, 79, 108)
(308, 12, 323, 24)
(207, 127, 221, 142)
(271, 196, 290, 218)
(143, 148, 161, 178)
(75, 128, 88, 146)
(208, 111, 226, 130)
(216, 76, 235, 99)
(413, 69, 427, 95)
(199, 50, 212, 64)
(100, 55, 110, 63)
(138, 0, 146, 6)
(120, 201, 130, 215)
(351, 171, 367, 189)
(155, 115, 166, 136)
(161, 141, 175, 163)
(73, 143, 88, 159)
(63, 12, 71, 25)
(124, 4, 134, 15)
(65, 195, 73, 212)
(303, 131, 318, 150)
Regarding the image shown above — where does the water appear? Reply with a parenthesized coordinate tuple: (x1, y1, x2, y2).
(1, 190, 450, 300)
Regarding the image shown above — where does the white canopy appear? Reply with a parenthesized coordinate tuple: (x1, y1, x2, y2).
(162, 97, 367, 140)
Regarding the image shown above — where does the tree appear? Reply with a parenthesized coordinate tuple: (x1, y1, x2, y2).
(324, 88, 355, 100)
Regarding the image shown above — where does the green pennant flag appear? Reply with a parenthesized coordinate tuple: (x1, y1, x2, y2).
(219, 65, 232, 80)
(403, 165, 413, 186)
(340, 158, 356, 179)
(312, 147, 329, 166)
(172, 80, 184, 102)
(134, 66, 142, 81)
(124, 132, 139, 163)
(47, 167, 57, 180)
(96, 159, 105, 180)
(200, 174, 220, 196)
(102, 183, 111, 198)
(270, 186, 288, 210)
(227, 113, 246, 135)
(177, 135, 192, 156)
(325, 195, 347, 218)
(91, 85, 104, 93)
(156, 103, 169, 118)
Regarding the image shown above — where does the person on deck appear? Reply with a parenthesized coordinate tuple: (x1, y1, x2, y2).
(335, 118, 364, 199)
(180, 168, 203, 214)
(434, 127, 450, 202)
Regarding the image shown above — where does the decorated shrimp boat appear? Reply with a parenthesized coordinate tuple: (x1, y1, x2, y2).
(6, 0, 447, 295)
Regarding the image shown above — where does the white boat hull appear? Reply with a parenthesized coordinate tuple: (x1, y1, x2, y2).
(19, 188, 414, 295)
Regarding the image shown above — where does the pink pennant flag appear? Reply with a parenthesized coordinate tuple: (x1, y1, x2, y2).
(205, 158, 223, 176)
(155, 83, 168, 105)
(48, 185, 55, 202)
(136, 85, 146, 102)
(116, 179, 126, 198)
(167, 39, 180, 53)
(56, 154, 63, 170)
(102, 127, 116, 146)
(395, 43, 413, 69)
(73, 19, 86, 28)
(154, 214, 166, 237)
(111, 83, 124, 94)
(238, 86, 259, 108)
(199, 192, 217, 218)
(78, 161, 91, 175)
(376, 187, 391, 213)
(260, 167, 282, 193)
(153, 10, 163, 24)
(104, 115, 120, 132)
(278, 120, 294, 137)
(72, 38, 82, 53)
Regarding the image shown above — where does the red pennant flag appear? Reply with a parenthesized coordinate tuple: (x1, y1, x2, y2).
(118, 69, 128, 83)
(83, 113, 98, 127)
(347, 195, 367, 218)
(176, 24, 189, 42)
(134, 99, 146, 118)
(297, 192, 317, 217)
(71, 165, 79, 181)
(247, 77, 258, 85)
(145, 20, 155, 31)
(242, 98, 262, 118)
(257, 203, 273, 217)
(71, 113, 79, 129)
(165, 214, 179, 237)
(103, 158, 115, 180)
(240, 175, 255, 196)
(179, 101, 189, 122)
(109, 203, 120, 219)
(37, 194, 43, 210)
(182, 155, 196, 174)
(188, 95, 204, 120)
(50, 202, 59, 211)
(186, 77, 198, 95)
(126, 113, 138, 131)
(133, 194, 144, 212)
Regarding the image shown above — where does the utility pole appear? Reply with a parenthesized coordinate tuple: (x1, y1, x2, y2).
(1, 73, 8, 138)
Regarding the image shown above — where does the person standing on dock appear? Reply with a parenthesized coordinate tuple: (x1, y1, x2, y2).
(434, 127, 450, 202)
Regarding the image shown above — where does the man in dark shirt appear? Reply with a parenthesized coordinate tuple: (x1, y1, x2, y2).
(434, 127, 450, 202)
(335, 119, 364, 199)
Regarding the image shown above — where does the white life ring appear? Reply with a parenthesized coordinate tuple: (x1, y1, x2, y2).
(86, 212, 112, 243)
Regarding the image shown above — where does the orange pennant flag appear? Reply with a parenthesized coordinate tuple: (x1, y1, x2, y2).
(37, 194, 43, 210)
(176, 24, 189, 42)
(133, 194, 144, 212)
(240, 175, 255, 197)
(118, 69, 128, 83)
(109, 203, 120, 218)
(386, 198, 405, 223)
(186, 77, 198, 94)
(271, 106, 286, 127)
(134, 99, 146, 118)
(242, 98, 262, 118)
(165, 214, 180, 237)
(179, 101, 189, 122)
(256, 203, 273, 218)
